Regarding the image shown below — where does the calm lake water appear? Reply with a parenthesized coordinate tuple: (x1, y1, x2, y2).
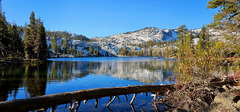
(0, 57, 176, 112)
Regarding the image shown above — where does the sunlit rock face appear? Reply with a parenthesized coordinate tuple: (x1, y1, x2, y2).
(93, 27, 178, 45)
(89, 27, 179, 56)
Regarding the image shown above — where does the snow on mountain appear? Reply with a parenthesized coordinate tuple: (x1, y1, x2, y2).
(47, 27, 228, 57)
(93, 27, 178, 44)
(80, 27, 181, 56)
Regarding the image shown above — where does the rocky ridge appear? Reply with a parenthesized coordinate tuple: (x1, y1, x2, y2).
(92, 27, 179, 44)
(47, 27, 224, 57)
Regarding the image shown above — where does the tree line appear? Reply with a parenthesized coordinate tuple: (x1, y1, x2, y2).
(0, 12, 23, 59)
(46, 31, 90, 57)
(0, 11, 48, 60)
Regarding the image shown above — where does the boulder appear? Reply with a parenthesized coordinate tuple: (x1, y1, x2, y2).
(209, 86, 240, 112)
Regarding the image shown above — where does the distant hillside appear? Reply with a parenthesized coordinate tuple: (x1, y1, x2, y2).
(46, 31, 89, 42)
(46, 27, 225, 57)
(91, 27, 179, 44)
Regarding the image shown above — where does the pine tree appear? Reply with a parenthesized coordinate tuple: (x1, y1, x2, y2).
(29, 12, 37, 58)
(74, 44, 77, 56)
(35, 19, 41, 59)
(0, 13, 10, 58)
(207, 0, 240, 32)
(183, 31, 193, 58)
(89, 44, 93, 54)
(23, 12, 47, 60)
(23, 24, 33, 59)
(8, 23, 24, 57)
(208, 0, 240, 57)
(197, 26, 209, 55)
(62, 33, 68, 54)
(149, 48, 153, 56)
(23, 12, 37, 59)
(96, 46, 99, 56)
(185, 31, 193, 50)
(120, 48, 126, 56)
(177, 25, 188, 58)
(38, 20, 47, 60)
(69, 41, 74, 55)
(51, 36, 58, 54)
(165, 42, 169, 58)
(177, 25, 188, 40)
(197, 34, 203, 55)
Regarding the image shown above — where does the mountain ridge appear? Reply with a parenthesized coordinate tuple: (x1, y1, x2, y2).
(91, 27, 180, 44)
(49, 27, 223, 57)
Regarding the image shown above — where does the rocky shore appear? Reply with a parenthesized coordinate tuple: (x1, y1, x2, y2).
(158, 77, 240, 112)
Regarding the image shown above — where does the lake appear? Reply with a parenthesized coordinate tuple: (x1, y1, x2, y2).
(0, 57, 176, 111)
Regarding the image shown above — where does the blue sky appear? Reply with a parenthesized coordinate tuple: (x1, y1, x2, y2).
(3, 0, 217, 38)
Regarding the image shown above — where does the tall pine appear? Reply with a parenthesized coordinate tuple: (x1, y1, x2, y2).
(0, 13, 10, 58)
(8, 24, 24, 57)
(177, 25, 188, 58)
(37, 19, 47, 60)
(207, 0, 240, 56)
(23, 12, 47, 60)
(23, 23, 33, 59)
(62, 33, 68, 54)
(207, 0, 240, 32)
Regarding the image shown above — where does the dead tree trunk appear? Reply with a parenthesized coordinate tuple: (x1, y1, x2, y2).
(0, 85, 174, 112)
(0, 80, 233, 112)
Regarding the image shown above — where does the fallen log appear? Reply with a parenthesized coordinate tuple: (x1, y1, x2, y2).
(0, 80, 234, 112)
(0, 85, 174, 112)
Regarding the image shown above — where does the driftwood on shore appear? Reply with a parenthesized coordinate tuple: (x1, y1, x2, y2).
(0, 80, 234, 112)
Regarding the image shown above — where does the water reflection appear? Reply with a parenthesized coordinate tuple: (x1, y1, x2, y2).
(47, 61, 90, 81)
(46, 60, 176, 83)
(0, 58, 176, 102)
(0, 64, 48, 101)
(89, 60, 175, 83)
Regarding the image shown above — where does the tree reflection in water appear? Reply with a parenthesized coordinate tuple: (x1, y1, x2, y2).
(0, 63, 48, 101)
(0, 59, 176, 102)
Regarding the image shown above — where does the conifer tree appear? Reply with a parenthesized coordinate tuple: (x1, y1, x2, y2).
(51, 36, 58, 53)
(62, 33, 68, 54)
(35, 19, 41, 59)
(149, 48, 153, 56)
(207, 0, 240, 32)
(120, 48, 126, 56)
(0, 13, 10, 58)
(207, 0, 240, 56)
(165, 42, 169, 58)
(197, 34, 203, 55)
(177, 25, 188, 58)
(185, 31, 193, 50)
(8, 24, 24, 57)
(74, 44, 77, 56)
(38, 20, 47, 60)
(95, 46, 99, 56)
(23, 24, 33, 59)
(29, 12, 37, 58)
(23, 12, 47, 60)
(69, 41, 74, 55)
(177, 25, 188, 40)
(197, 26, 209, 55)
(89, 44, 93, 54)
